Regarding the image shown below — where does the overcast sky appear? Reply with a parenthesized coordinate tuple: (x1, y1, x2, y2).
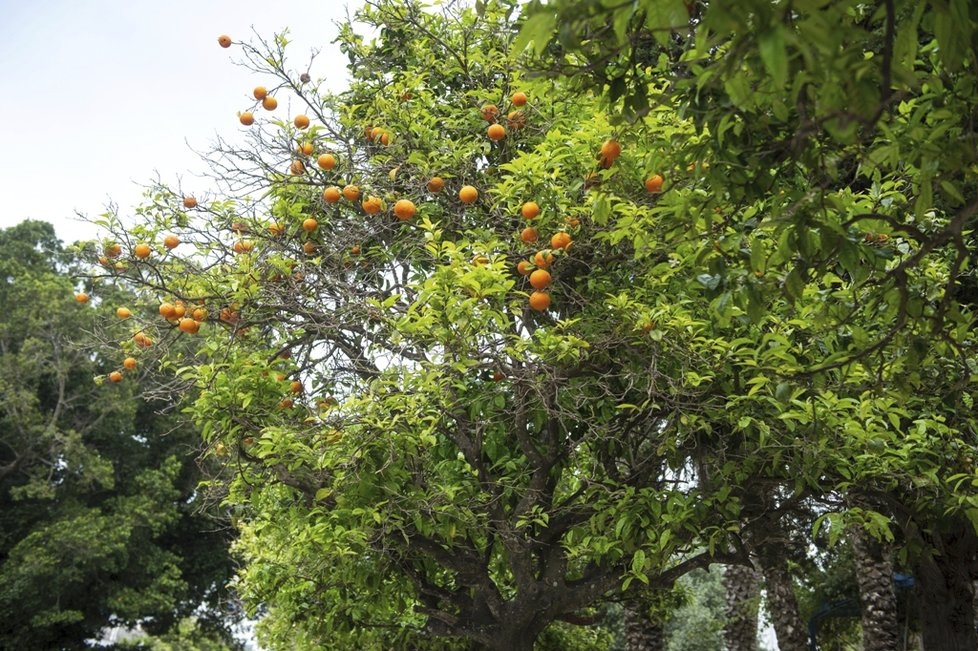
(0, 0, 351, 244)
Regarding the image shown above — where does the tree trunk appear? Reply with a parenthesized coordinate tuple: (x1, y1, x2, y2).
(850, 529, 899, 651)
(758, 554, 808, 651)
(723, 564, 760, 651)
(624, 601, 666, 651)
(913, 529, 977, 651)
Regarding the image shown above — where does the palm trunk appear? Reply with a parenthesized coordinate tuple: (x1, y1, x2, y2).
(758, 554, 808, 651)
(850, 529, 899, 651)
(723, 564, 760, 651)
(623, 601, 665, 651)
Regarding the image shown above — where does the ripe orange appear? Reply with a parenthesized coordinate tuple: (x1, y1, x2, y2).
(299, 142, 314, 156)
(159, 302, 176, 319)
(516, 260, 532, 275)
(521, 201, 540, 220)
(231, 221, 249, 233)
(551, 232, 572, 250)
(290, 380, 303, 394)
(565, 216, 581, 228)
(480, 104, 499, 121)
(427, 177, 445, 193)
(343, 185, 360, 201)
(645, 174, 664, 193)
(302, 218, 318, 233)
(350, 244, 361, 255)
(134, 243, 151, 259)
(192, 307, 208, 321)
(511, 91, 527, 106)
(317, 154, 336, 170)
(362, 196, 383, 214)
(598, 155, 615, 169)
(370, 126, 384, 141)
(183, 196, 197, 209)
(116, 307, 131, 319)
(262, 96, 278, 111)
(279, 398, 294, 409)
(217, 35, 232, 48)
(105, 243, 122, 258)
(303, 241, 317, 255)
(459, 185, 478, 204)
(123, 357, 137, 370)
(109, 371, 124, 382)
(98, 256, 109, 266)
(239, 112, 255, 126)
(269, 222, 285, 236)
(380, 132, 390, 146)
(520, 227, 539, 244)
(534, 251, 554, 269)
(290, 160, 305, 175)
(220, 307, 239, 323)
(253, 86, 267, 100)
(529, 291, 551, 311)
(323, 186, 342, 203)
(507, 110, 525, 129)
(393, 199, 416, 221)
(171, 303, 186, 318)
(529, 269, 552, 289)
(163, 234, 180, 249)
(178, 318, 199, 334)
(294, 114, 310, 129)
(75, 292, 89, 303)
(487, 124, 506, 141)
(600, 139, 621, 160)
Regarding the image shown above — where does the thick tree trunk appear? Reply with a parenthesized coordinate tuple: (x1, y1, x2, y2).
(913, 529, 977, 651)
(723, 564, 760, 651)
(758, 554, 808, 651)
(850, 529, 899, 651)
(623, 601, 665, 651)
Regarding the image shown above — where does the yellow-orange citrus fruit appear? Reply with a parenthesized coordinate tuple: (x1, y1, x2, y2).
(459, 185, 478, 204)
(220, 307, 239, 323)
(370, 126, 384, 141)
(253, 86, 267, 100)
(192, 307, 207, 321)
(183, 196, 197, 209)
(159, 302, 176, 319)
(123, 357, 137, 370)
(323, 186, 341, 203)
(290, 160, 305, 175)
(294, 114, 310, 129)
(380, 132, 390, 146)
(511, 91, 527, 107)
(516, 260, 532, 275)
(171, 303, 186, 319)
(534, 251, 554, 269)
(98, 256, 109, 265)
(600, 139, 621, 160)
(279, 398, 294, 409)
(645, 174, 664, 193)
(551, 232, 572, 250)
(480, 104, 499, 121)
(116, 307, 131, 319)
(507, 110, 525, 129)
(487, 124, 506, 141)
(342, 185, 360, 202)
(105, 243, 122, 258)
(217, 35, 232, 48)
(362, 196, 383, 214)
(520, 227, 539, 244)
(269, 222, 285, 236)
(163, 234, 180, 249)
(290, 380, 303, 394)
(317, 154, 336, 170)
(350, 244, 361, 255)
(302, 218, 318, 233)
(521, 201, 540, 220)
(529, 291, 551, 311)
(393, 199, 416, 221)
(565, 216, 581, 228)
(109, 370, 124, 382)
(298, 142, 314, 156)
(427, 177, 445, 193)
(239, 112, 255, 126)
(178, 317, 199, 334)
(529, 269, 552, 289)
(75, 292, 89, 303)
(303, 241, 317, 255)
(134, 243, 151, 259)
(262, 96, 278, 111)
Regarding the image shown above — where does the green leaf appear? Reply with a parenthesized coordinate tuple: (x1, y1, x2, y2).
(758, 28, 788, 87)
(513, 10, 556, 56)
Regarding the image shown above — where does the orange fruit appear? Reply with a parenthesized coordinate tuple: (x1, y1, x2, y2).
(303, 241, 317, 255)
(75, 292, 89, 303)
(178, 317, 200, 334)
(551, 232, 572, 250)
(350, 244, 361, 255)
(192, 307, 208, 321)
(163, 234, 180, 249)
(487, 124, 506, 141)
(565, 216, 581, 228)
(393, 199, 416, 221)
(261, 96, 278, 111)
(217, 35, 232, 48)
(269, 222, 285, 236)
(507, 110, 525, 129)
(370, 126, 384, 141)
(290, 380, 303, 394)
(472, 255, 490, 266)
(239, 112, 255, 126)
(302, 218, 318, 233)
(105, 243, 122, 258)
(534, 251, 554, 269)
(380, 132, 390, 146)
(516, 260, 532, 275)
(511, 91, 527, 107)
(645, 174, 664, 193)
(480, 104, 499, 121)
(520, 227, 539, 244)
(159, 302, 176, 319)
(98, 256, 109, 266)
(427, 177, 445, 193)
(317, 154, 336, 170)
(323, 186, 342, 203)
(598, 155, 615, 169)
(116, 307, 131, 319)
(183, 196, 197, 209)
(294, 114, 311, 129)
(600, 139, 621, 160)
(134, 243, 151, 259)
(253, 86, 267, 100)
(220, 307, 239, 323)
(123, 357, 137, 370)
(362, 196, 383, 214)
(290, 160, 305, 175)
(109, 371, 124, 382)
(459, 185, 478, 204)
(529, 269, 552, 289)
(493, 370, 505, 382)
(278, 398, 294, 409)
(521, 201, 540, 220)
(171, 303, 186, 319)
(298, 142, 314, 156)
(342, 185, 360, 201)
(529, 291, 551, 311)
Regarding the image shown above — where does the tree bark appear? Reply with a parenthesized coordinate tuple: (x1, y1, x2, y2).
(912, 528, 978, 651)
(758, 554, 808, 651)
(623, 601, 666, 651)
(723, 564, 760, 651)
(850, 528, 899, 651)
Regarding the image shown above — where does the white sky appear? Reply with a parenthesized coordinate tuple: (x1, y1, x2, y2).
(0, 0, 352, 245)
